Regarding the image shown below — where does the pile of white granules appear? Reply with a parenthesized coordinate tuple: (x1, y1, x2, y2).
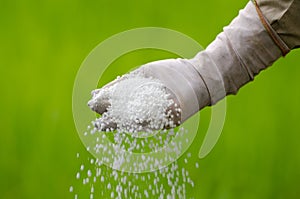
(88, 72, 177, 133)
(71, 72, 199, 198)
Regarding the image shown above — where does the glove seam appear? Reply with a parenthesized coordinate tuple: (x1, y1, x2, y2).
(186, 60, 212, 106)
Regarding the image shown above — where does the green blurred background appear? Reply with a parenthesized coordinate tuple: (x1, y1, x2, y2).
(1, 0, 300, 198)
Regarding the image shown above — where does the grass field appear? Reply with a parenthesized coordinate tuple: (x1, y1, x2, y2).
(1, 0, 300, 198)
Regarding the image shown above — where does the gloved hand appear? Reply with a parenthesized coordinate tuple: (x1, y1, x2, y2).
(88, 0, 299, 132)
(87, 58, 209, 132)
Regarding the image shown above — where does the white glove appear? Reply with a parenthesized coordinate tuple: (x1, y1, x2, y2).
(88, 1, 295, 131)
(87, 58, 206, 131)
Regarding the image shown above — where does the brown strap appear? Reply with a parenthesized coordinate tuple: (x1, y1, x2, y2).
(252, 0, 290, 57)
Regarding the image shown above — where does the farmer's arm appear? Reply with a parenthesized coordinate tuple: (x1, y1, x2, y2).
(89, 0, 300, 130)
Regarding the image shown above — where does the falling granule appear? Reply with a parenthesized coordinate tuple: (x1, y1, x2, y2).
(76, 172, 80, 179)
(87, 170, 92, 177)
(71, 71, 200, 198)
(80, 164, 84, 171)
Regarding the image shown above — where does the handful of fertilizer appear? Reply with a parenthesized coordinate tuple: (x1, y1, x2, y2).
(88, 72, 181, 133)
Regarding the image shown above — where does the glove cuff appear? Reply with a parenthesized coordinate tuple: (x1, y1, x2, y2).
(252, 0, 290, 56)
(256, 0, 300, 49)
